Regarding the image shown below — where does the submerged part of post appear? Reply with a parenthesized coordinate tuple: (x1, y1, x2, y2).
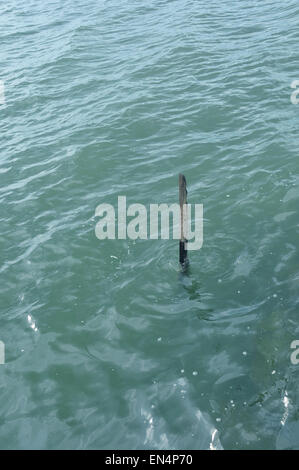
(179, 174, 188, 267)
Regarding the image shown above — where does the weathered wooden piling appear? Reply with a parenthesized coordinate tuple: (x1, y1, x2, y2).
(179, 174, 188, 267)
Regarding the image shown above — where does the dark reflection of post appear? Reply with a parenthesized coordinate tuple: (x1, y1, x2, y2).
(178, 264, 190, 282)
(178, 268, 213, 320)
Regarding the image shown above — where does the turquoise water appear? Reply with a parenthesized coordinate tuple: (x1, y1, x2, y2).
(1, 0, 299, 450)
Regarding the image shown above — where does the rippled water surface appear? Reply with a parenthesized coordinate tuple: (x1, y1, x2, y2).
(1, 0, 299, 450)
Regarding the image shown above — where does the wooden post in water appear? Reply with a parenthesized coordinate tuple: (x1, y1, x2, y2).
(179, 174, 188, 267)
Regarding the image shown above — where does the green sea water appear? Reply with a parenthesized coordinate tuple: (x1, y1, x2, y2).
(1, 0, 299, 450)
